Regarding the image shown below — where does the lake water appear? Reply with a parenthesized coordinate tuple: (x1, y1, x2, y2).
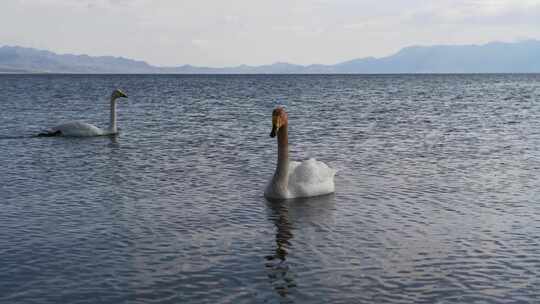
(1, 74, 540, 303)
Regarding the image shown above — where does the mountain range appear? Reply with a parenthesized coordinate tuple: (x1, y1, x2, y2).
(1, 40, 540, 74)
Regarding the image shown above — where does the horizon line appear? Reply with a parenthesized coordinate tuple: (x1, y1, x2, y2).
(2, 39, 539, 69)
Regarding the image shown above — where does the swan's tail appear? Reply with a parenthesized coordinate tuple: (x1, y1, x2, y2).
(37, 129, 62, 137)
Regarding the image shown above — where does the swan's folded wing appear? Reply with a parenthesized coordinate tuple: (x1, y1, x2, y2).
(289, 158, 335, 197)
(54, 121, 104, 137)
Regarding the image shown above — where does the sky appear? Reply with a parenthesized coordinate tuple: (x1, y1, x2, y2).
(1, 0, 540, 67)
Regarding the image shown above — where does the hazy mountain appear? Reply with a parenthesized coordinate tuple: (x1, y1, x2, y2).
(1, 40, 540, 74)
(0, 46, 154, 73)
(334, 41, 540, 73)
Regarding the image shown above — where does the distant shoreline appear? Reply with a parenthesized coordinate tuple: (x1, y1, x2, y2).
(2, 40, 540, 74)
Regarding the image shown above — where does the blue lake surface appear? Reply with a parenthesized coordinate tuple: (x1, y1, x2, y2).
(1, 74, 540, 303)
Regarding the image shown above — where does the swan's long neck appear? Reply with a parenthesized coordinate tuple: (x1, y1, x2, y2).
(274, 124, 289, 188)
(109, 97, 117, 134)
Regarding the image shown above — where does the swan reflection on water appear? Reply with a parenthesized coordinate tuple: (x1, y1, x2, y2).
(107, 133, 120, 147)
(264, 194, 336, 300)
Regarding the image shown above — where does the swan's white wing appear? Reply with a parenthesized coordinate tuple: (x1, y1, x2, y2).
(52, 121, 105, 137)
(288, 158, 336, 198)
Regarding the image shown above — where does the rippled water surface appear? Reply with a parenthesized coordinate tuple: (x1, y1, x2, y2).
(1, 74, 540, 303)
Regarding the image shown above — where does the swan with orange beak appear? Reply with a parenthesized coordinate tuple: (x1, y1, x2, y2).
(265, 107, 336, 199)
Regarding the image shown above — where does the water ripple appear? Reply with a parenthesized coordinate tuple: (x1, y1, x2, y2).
(1, 74, 540, 303)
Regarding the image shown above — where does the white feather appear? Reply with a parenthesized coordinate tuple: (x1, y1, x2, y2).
(265, 158, 336, 199)
(49, 121, 108, 137)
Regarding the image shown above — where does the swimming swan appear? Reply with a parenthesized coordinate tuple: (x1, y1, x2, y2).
(265, 107, 336, 199)
(38, 89, 128, 137)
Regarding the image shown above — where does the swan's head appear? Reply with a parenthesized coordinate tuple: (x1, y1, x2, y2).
(111, 89, 128, 100)
(270, 107, 288, 137)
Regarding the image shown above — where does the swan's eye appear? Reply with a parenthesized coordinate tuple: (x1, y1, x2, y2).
(272, 115, 279, 128)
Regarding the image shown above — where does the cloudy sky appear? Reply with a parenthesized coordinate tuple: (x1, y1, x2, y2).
(1, 0, 540, 67)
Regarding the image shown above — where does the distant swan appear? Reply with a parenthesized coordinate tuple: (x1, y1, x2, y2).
(39, 89, 128, 137)
(265, 107, 336, 199)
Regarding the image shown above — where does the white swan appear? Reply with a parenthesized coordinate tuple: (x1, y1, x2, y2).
(39, 89, 128, 137)
(265, 107, 336, 199)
